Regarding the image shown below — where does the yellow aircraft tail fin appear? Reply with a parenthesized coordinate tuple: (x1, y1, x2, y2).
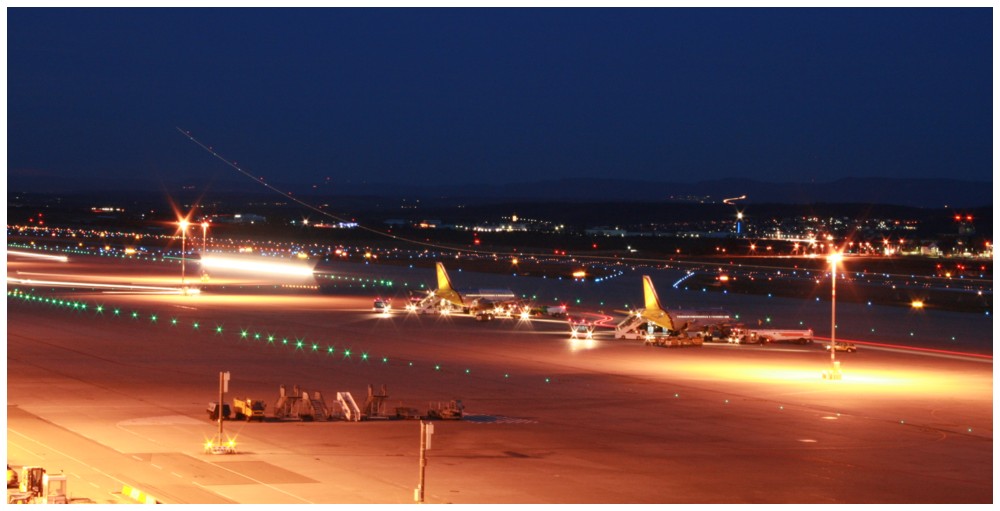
(643, 275, 663, 312)
(434, 262, 464, 308)
(640, 275, 675, 331)
(436, 262, 454, 291)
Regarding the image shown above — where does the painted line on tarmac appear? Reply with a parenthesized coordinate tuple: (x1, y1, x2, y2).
(463, 414, 538, 424)
(8, 428, 131, 494)
(7, 439, 43, 459)
(197, 461, 316, 504)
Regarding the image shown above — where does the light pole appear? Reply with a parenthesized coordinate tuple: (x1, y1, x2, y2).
(201, 221, 209, 253)
(827, 251, 842, 379)
(179, 219, 189, 290)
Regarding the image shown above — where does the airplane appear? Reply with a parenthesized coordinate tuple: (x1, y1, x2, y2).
(407, 262, 517, 315)
(430, 261, 465, 311)
(614, 275, 690, 339)
(639, 275, 686, 332)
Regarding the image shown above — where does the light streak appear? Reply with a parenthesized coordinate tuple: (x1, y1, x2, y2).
(812, 336, 992, 360)
(8, 250, 69, 262)
(200, 254, 315, 277)
(6, 277, 184, 293)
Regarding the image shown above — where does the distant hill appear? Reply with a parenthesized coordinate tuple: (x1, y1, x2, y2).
(7, 175, 991, 208)
(419, 177, 991, 209)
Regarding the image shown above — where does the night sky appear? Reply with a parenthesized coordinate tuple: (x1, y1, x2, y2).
(6, 7, 993, 193)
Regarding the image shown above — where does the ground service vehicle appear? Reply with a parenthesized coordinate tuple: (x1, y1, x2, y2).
(530, 304, 567, 318)
(643, 332, 702, 348)
(7, 465, 17, 488)
(695, 323, 741, 342)
(8, 467, 67, 504)
(207, 402, 231, 421)
(373, 298, 390, 313)
(427, 400, 464, 420)
(233, 398, 267, 421)
(726, 326, 813, 345)
(825, 341, 858, 353)
(570, 321, 594, 339)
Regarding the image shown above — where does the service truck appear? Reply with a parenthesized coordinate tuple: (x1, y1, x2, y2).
(233, 397, 267, 421)
(727, 326, 813, 345)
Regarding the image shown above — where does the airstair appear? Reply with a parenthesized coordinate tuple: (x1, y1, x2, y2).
(274, 385, 332, 420)
(337, 391, 362, 421)
(614, 313, 648, 339)
(412, 294, 442, 314)
(362, 384, 389, 419)
(306, 391, 331, 421)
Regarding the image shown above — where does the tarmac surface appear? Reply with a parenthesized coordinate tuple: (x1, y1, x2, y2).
(5, 252, 994, 504)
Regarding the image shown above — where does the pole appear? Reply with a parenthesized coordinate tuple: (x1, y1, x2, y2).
(181, 225, 186, 288)
(416, 421, 427, 503)
(218, 371, 224, 444)
(830, 260, 836, 367)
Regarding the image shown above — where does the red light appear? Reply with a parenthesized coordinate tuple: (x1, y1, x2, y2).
(592, 243, 598, 249)
(474, 239, 481, 245)
(966, 215, 973, 221)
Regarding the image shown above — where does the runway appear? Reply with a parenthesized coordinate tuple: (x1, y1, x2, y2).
(5, 251, 993, 504)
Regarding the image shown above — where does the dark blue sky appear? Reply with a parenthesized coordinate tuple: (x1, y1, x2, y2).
(7, 7, 993, 192)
